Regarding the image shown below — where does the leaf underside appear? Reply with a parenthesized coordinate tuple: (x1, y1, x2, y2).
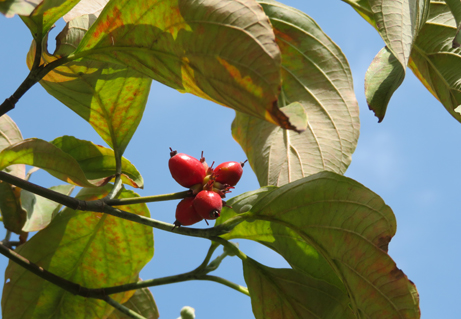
(2, 185, 154, 319)
(232, 0, 360, 187)
(218, 172, 420, 319)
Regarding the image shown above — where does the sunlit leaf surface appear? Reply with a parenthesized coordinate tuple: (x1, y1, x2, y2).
(72, 0, 293, 129)
(2, 185, 154, 319)
(0, 138, 143, 187)
(0, 115, 25, 179)
(243, 257, 354, 319)
(21, 0, 80, 39)
(409, 1, 461, 122)
(218, 172, 419, 318)
(28, 35, 152, 156)
(344, 0, 461, 123)
(51, 135, 144, 188)
(21, 184, 75, 232)
(232, 0, 359, 186)
(0, 0, 42, 18)
(0, 115, 26, 233)
(366, 0, 429, 68)
(344, 0, 429, 121)
(62, 0, 108, 23)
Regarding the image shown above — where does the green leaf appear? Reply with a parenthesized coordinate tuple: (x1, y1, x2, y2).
(408, 1, 461, 122)
(344, 0, 430, 122)
(2, 185, 154, 319)
(108, 286, 159, 319)
(365, 46, 405, 122)
(0, 114, 23, 152)
(21, 0, 81, 39)
(0, 114, 25, 180)
(232, 1, 359, 187)
(345, 0, 461, 124)
(342, 0, 375, 26)
(218, 172, 419, 318)
(0, 115, 27, 234)
(0, 0, 41, 18)
(243, 257, 354, 319)
(0, 181, 26, 234)
(55, 14, 100, 57)
(366, 0, 429, 69)
(21, 184, 75, 232)
(71, 0, 295, 130)
(62, 0, 108, 23)
(445, 0, 461, 47)
(0, 138, 142, 187)
(51, 135, 144, 188)
(27, 38, 152, 157)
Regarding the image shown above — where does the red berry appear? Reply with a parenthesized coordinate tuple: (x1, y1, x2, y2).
(193, 190, 222, 220)
(169, 149, 206, 188)
(213, 161, 246, 186)
(174, 197, 203, 227)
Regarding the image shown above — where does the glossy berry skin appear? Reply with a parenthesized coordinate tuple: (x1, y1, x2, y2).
(174, 197, 203, 227)
(169, 151, 206, 188)
(213, 161, 244, 186)
(193, 190, 222, 220)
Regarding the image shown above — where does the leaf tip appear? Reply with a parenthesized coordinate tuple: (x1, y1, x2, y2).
(368, 102, 385, 123)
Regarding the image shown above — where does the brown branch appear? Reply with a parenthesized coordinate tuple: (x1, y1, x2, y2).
(0, 171, 234, 238)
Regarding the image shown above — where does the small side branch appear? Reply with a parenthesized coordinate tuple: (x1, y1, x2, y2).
(104, 296, 146, 319)
(106, 191, 190, 206)
(0, 240, 249, 301)
(200, 275, 250, 296)
(0, 171, 235, 238)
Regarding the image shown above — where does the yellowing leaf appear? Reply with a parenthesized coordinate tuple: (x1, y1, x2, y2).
(2, 186, 154, 319)
(72, 0, 294, 130)
(218, 172, 419, 318)
(233, 1, 359, 186)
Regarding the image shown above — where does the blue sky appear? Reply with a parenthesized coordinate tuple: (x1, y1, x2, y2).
(0, 1, 460, 318)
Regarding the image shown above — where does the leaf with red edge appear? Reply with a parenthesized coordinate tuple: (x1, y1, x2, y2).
(243, 257, 355, 319)
(2, 185, 154, 319)
(217, 172, 420, 318)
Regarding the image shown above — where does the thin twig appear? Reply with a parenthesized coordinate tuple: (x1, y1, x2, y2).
(0, 240, 250, 299)
(0, 171, 243, 238)
(200, 275, 250, 296)
(104, 296, 146, 319)
(107, 190, 190, 206)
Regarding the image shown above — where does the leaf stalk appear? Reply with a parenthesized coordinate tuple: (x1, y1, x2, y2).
(104, 296, 146, 319)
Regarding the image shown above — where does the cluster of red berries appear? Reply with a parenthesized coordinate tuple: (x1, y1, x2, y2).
(168, 148, 246, 228)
